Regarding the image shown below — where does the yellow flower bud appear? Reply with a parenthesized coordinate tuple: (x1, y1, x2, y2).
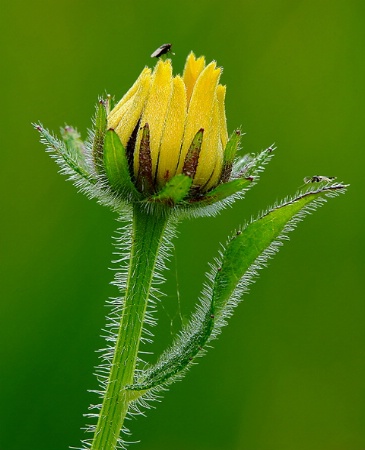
(108, 52, 228, 193)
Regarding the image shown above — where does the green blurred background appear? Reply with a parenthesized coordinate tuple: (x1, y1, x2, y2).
(1, 0, 364, 449)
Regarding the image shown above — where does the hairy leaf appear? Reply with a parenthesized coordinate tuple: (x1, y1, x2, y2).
(212, 183, 347, 319)
(128, 182, 347, 392)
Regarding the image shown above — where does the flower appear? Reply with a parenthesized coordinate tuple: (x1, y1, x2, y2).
(37, 51, 269, 213)
(107, 53, 229, 193)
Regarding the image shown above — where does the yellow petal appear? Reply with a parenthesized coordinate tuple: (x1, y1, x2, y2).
(182, 52, 206, 106)
(177, 62, 221, 183)
(194, 95, 222, 190)
(108, 68, 152, 147)
(156, 75, 187, 187)
(134, 60, 173, 178)
(217, 84, 228, 149)
(204, 139, 224, 191)
(108, 67, 151, 131)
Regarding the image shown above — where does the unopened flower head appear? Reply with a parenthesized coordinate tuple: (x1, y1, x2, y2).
(108, 52, 229, 194)
(36, 51, 271, 214)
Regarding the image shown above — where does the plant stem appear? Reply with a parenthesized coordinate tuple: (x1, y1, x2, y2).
(91, 204, 169, 450)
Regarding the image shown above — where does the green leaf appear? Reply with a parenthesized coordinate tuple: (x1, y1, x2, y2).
(149, 174, 192, 206)
(212, 183, 347, 320)
(92, 99, 107, 172)
(128, 300, 214, 391)
(128, 182, 347, 392)
(103, 129, 139, 197)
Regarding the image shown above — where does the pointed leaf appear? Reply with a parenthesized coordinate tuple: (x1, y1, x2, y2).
(128, 182, 347, 392)
(212, 183, 348, 319)
(128, 300, 214, 391)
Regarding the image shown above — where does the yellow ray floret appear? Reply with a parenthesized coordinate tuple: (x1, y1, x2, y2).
(195, 95, 222, 190)
(156, 75, 187, 187)
(183, 52, 206, 106)
(177, 62, 222, 184)
(134, 60, 173, 178)
(216, 84, 228, 150)
(108, 68, 152, 147)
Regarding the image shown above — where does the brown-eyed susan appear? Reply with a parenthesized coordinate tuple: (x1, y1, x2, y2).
(107, 53, 230, 195)
(35, 48, 345, 450)
(36, 52, 273, 213)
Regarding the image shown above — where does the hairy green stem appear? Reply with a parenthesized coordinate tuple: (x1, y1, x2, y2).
(91, 204, 169, 450)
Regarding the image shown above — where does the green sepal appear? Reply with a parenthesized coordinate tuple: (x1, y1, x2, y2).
(149, 174, 192, 206)
(221, 130, 241, 182)
(60, 126, 89, 172)
(193, 146, 274, 206)
(224, 130, 241, 164)
(92, 100, 107, 172)
(236, 146, 274, 179)
(105, 93, 116, 114)
(196, 177, 252, 206)
(103, 129, 139, 197)
(35, 124, 96, 184)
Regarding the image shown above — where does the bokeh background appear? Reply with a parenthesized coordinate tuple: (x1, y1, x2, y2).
(1, 0, 364, 449)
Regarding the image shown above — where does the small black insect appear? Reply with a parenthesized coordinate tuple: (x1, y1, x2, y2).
(151, 43, 174, 58)
(303, 175, 336, 184)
